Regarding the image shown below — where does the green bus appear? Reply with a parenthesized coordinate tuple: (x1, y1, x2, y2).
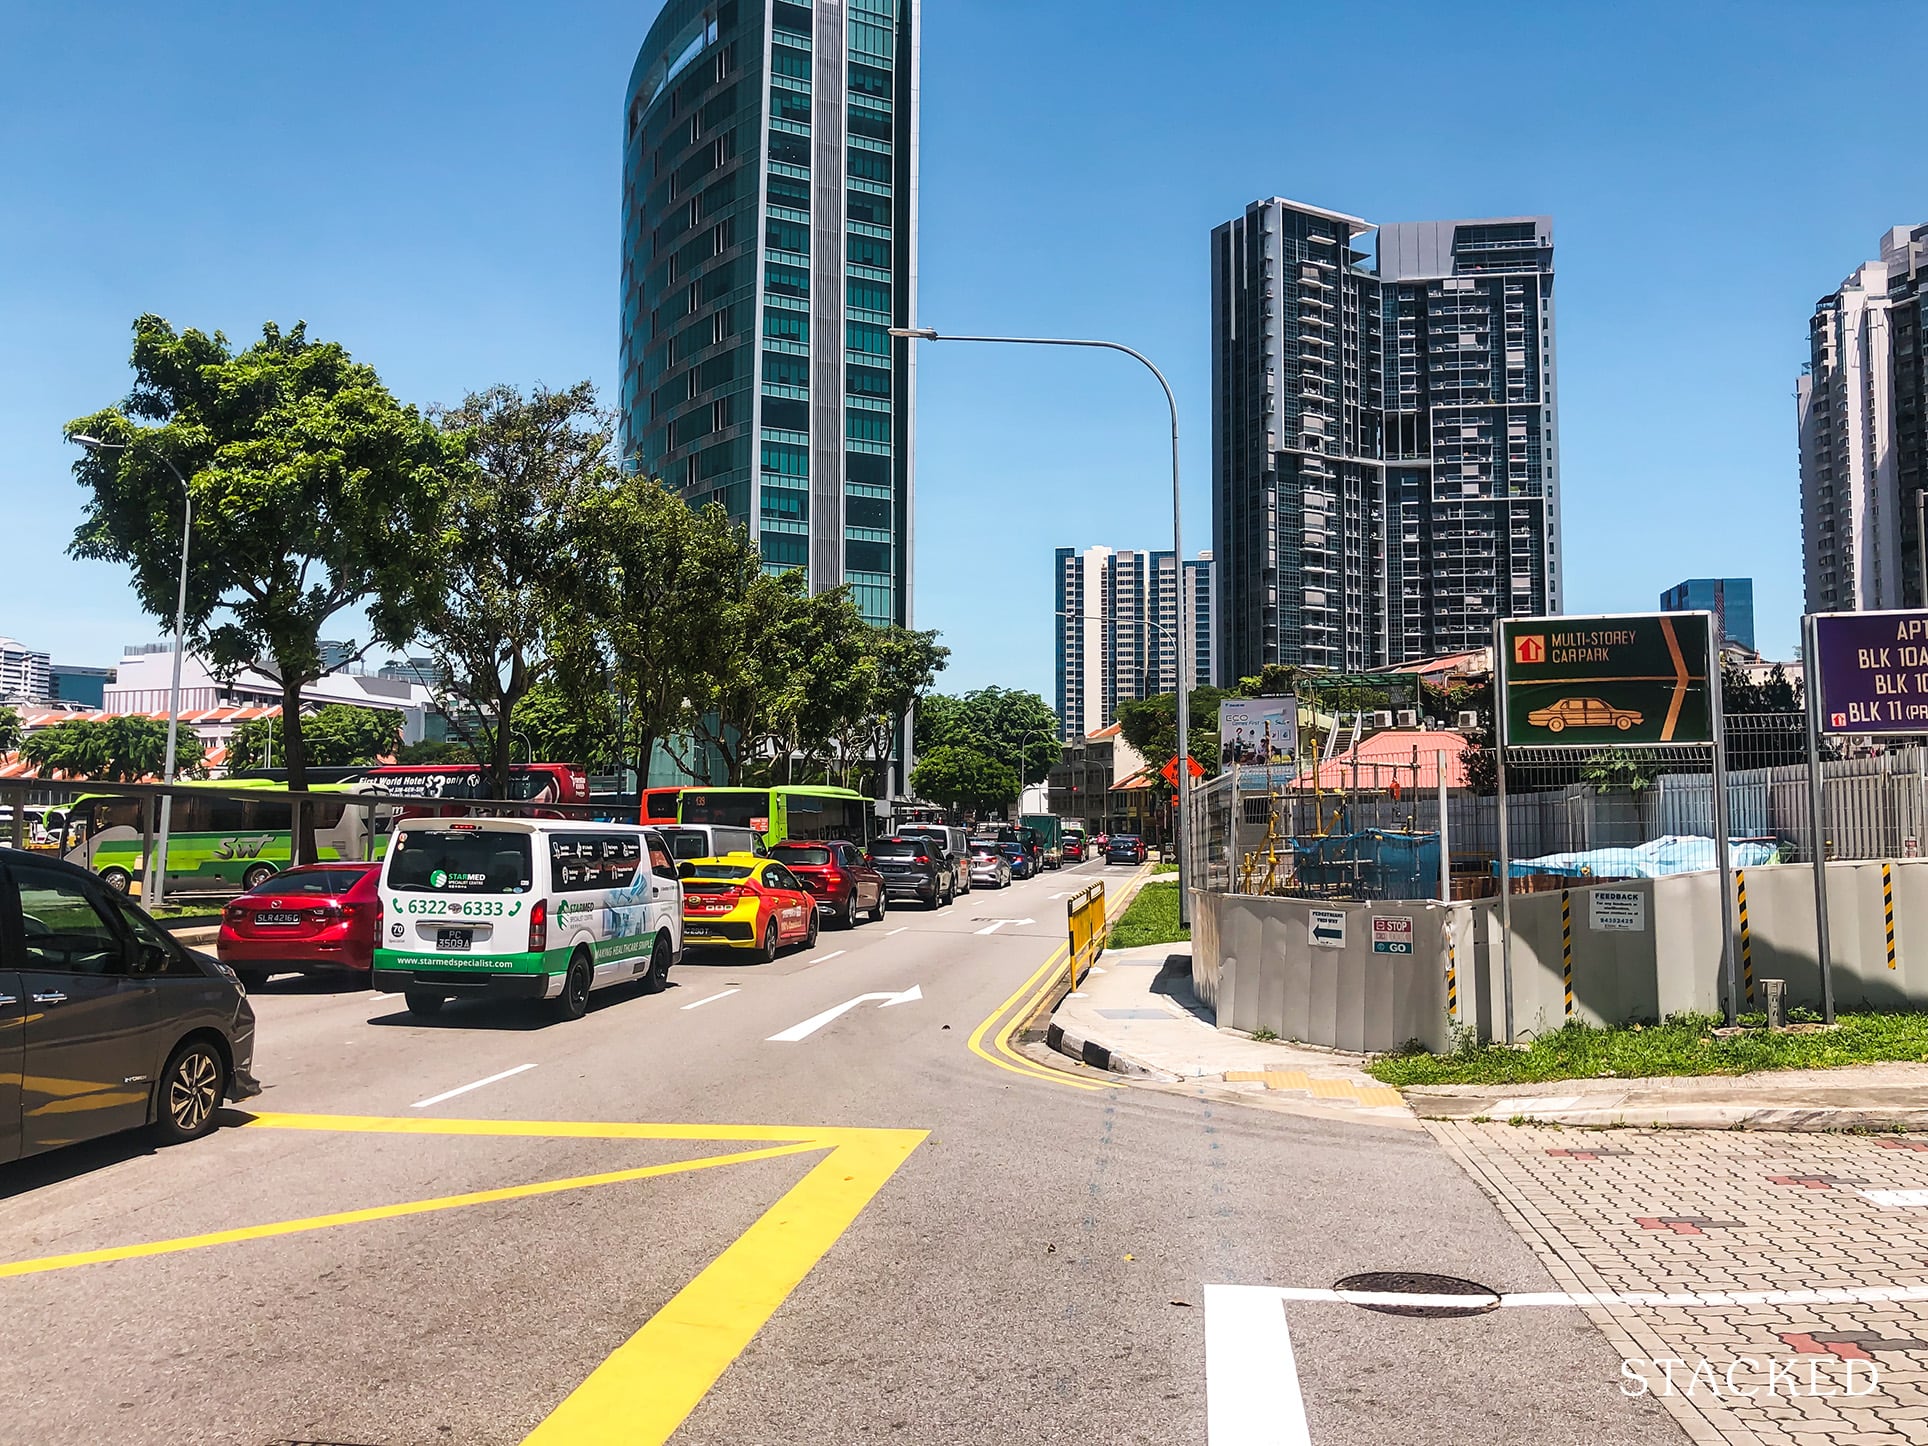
(677, 785, 874, 850)
(61, 781, 374, 896)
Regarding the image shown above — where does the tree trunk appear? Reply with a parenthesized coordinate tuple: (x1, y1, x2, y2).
(277, 672, 316, 863)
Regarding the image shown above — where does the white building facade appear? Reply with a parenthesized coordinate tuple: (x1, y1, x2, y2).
(0, 637, 51, 703)
(1053, 546, 1214, 740)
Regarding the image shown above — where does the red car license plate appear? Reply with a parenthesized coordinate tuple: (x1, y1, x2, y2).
(257, 911, 301, 926)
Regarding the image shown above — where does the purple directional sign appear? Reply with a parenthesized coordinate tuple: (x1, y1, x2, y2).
(1813, 611, 1928, 734)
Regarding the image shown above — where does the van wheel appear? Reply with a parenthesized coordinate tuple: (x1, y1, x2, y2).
(757, 918, 781, 963)
(242, 864, 275, 891)
(642, 933, 671, 994)
(405, 991, 445, 1017)
(156, 1038, 226, 1144)
(101, 867, 132, 893)
(555, 949, 593, 1020)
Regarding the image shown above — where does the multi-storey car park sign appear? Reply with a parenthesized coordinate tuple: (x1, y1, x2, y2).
(1812, 611, 1928, 734)
(1499, 613, 1715, 747)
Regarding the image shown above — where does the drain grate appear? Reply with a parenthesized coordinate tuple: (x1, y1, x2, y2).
(1332, 1271, 1502, 1318)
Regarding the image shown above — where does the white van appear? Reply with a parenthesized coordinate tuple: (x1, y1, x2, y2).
(372, 817, 682, 1021)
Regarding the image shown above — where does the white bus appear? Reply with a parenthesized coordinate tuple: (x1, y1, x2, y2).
(372, 817, 683, 1021)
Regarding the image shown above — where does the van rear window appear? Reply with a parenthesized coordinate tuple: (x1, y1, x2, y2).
(389, 832, 531, 894)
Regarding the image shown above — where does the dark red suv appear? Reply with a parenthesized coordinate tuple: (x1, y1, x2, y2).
(770, 839, 886, 928)
(217, 862, 381, 988)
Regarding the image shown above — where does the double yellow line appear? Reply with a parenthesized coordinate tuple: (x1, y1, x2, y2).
(965, 879, 1144, 1092)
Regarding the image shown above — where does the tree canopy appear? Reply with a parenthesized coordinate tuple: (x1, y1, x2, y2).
(1115, 686, 1230, 779)
(909, 744, 1016, 814)
(408, 382, 613, 798)
(914, 686, 1060, 786)
(228, 706, 403, 771)
(67, 316, 466, 806)
(20, 715, 206, 782)
(0, 706, 20, 758)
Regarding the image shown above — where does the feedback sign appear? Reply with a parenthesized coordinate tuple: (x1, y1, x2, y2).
(1815, 612, 1928, 734)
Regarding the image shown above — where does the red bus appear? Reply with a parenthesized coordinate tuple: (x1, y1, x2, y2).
(639, 786, 688, 826)
(362, 763, 588, 817)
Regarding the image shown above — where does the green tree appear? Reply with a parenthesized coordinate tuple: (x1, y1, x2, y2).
(910, 744, 1016, 815)
(229, 705, 403, 771)
(510, 678, 620, 776)
(762, 585, 874, 785)
(20, 716, 205, 782)
(395, 738, 475, 765)
(407, 382, 611, 798)
(67, 316, 463, 816)
(844, 627, 948, 797)
(588, 476, 750, 787)
(0, 706, 20, 757)
(914, 686, 1061, 786)
(688, 560, 800, 787)
(1115, 686, 1230, 780)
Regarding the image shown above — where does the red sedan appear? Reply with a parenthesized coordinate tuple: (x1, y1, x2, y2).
(218, 862, 381, 988)
(771, 839, 886, 928)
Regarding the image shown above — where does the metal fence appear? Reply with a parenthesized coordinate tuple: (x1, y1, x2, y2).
(1184, 713, 1928, 904)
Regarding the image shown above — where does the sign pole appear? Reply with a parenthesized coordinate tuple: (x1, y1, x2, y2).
(1437, 748, 1450, 904)
(1494, 617, 1515, 1044)
(1804, 612, 1837, 1025)
(1707, 630, 1740, 1025)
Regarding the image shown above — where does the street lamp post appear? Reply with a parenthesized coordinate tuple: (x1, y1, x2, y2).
(73, 433, 192, 908)
(890, 327, 1193, 922)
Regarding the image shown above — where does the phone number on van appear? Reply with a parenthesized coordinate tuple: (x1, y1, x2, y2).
(391, 898, 516, 917)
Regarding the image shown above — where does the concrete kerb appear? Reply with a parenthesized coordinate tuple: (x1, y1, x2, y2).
(1401, 1064, 1928, 1131)
(1005, 865, 1164, 1062)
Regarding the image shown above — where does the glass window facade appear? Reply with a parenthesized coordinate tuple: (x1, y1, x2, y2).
(621, 0, 919, 629)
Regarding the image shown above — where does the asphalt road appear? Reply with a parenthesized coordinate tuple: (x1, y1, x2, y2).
(0, 858, 1686, 1446)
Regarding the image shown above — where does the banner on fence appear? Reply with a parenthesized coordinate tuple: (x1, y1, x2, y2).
(1220, 697, 1298, 768)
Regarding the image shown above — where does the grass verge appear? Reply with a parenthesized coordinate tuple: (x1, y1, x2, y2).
(1367, 1011, 1928, 1087)
(1107, 880, 1189, 950)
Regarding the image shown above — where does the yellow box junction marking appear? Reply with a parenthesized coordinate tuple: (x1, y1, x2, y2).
(0, 1112, 926, 1446)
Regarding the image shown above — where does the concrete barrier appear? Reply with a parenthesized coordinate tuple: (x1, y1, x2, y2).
(1192, 858, 1928, 1051)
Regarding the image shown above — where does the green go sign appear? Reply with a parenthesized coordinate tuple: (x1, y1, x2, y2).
(1500, 613, 1714, 747)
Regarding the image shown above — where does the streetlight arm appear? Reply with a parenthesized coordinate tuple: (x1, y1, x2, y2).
(893, 327, 1192, 916)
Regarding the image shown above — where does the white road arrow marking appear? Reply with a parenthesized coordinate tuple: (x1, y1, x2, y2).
(974, 918, 1035, 935)
(766, 984, 922, 1042)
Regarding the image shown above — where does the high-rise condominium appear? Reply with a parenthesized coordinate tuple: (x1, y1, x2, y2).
(1054, 547, 1214, 740)
(1798, 225, 1928, 613)
(1211, 199, 1561, 682)
(621, 0, 919, 628)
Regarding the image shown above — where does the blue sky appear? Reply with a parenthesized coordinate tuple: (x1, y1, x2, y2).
(3, 0, 1924, 696)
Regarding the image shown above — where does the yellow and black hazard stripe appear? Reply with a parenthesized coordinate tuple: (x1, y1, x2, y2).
(1561, 888, 1573, 1020)
(1737, 869, 1754, 1006)
(1886, 860, 1897, 971)
(1446, 938, 1458, 1022)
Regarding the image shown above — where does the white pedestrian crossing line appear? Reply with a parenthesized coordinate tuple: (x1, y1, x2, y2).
(1204, 1285, 1310, 1446)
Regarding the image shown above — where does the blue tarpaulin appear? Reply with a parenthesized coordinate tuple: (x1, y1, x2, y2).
(1500, 835, 1782, 879)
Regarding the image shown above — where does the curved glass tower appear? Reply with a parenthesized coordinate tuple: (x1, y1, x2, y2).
(622, 0, 919, 628)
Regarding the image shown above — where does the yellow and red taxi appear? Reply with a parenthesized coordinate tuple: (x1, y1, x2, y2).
(678, 853, 820, 961)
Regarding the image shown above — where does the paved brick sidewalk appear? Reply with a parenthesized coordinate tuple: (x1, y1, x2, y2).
(1436, 1122, 1928, 1443)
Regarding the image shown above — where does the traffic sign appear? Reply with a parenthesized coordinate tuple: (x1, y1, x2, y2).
(1160, 755, 1206, 786)
(1500, 613, 1714, 747)
(1370, 916, 1414, 954)
(1812, 610, 1928, 734)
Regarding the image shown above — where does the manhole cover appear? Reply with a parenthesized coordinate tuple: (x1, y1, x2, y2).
(1332, 1271, 1501, 1318)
